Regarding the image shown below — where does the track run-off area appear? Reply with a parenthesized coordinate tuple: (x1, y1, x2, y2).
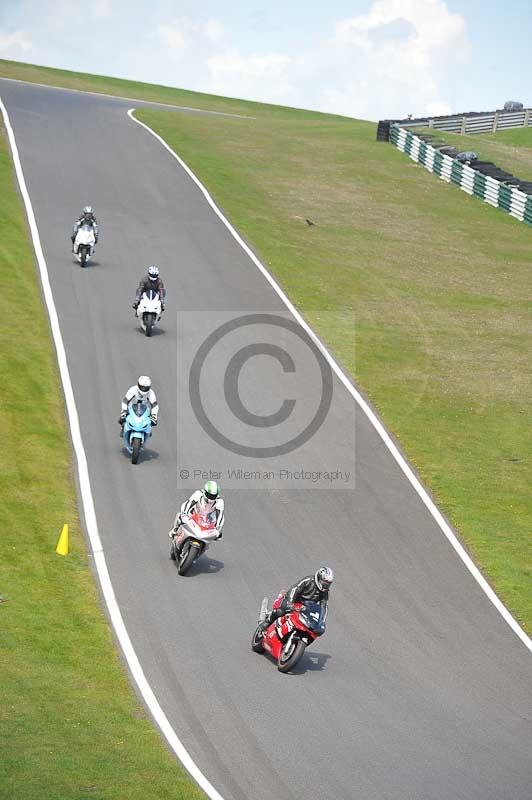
(2, 79, 531, 800)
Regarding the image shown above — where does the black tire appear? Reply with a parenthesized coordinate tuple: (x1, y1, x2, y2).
(145, 313, 155, 337)
(177, 544, 197, 575)
(251, 625, 265, 653)
(277, 638, 306, 673)
(131, 437, 142, 465)
(80, 246, 88, 267)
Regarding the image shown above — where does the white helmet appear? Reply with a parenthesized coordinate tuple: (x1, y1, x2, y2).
(137, 375, 152, 397)
(314, 566, 334, 592)
(82, 205, 93, 216)
(148, 265, 159, 282)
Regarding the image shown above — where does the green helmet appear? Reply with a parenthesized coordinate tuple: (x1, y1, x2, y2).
(203, 480, 219, 501)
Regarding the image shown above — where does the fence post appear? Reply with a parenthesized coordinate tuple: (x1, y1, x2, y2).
(492, 111, 499, 133)
(428, 118, 434, 128)
(460, 116, 466, 134)
(524, 109, 531, 127)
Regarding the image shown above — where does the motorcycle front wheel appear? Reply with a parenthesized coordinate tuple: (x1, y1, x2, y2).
(251, 625, 265, 653)
(80, 246, 88, 267)
(145, 313, 155, 337)
(131, 437, 142, 464)
(177, 544, 197, 575)
(278, 638, 306, 673)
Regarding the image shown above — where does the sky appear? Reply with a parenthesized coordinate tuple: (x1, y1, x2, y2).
(1, 0, 531, 120)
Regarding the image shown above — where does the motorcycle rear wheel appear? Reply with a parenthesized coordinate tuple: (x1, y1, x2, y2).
(131, 437, 142, 464)
(278, 638, 306, 673)
(177, 545, 197, 575)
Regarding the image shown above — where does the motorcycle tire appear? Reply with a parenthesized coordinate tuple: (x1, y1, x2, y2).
(145, 313, 155, 337)
(251, 625, 265, 653)
(177, 544, 197, 576)
(131, 438, 142, 465)
(80, 247, 88, 267)
(277, 638, 306, 673)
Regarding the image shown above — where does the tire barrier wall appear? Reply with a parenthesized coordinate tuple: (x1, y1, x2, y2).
(378, 108, 532, 138)
(389, 125, 532, 227)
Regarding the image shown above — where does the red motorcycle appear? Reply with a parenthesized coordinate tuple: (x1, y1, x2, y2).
(251, 592, 326, 673)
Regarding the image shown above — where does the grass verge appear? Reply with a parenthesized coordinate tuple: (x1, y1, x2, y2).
(413, 125, 532, 182)
(0, 123, 205, 798)
(134, 106, 532, 634)
(0, 57, 340, 121)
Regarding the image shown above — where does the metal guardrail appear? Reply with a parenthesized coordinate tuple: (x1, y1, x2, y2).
(377, 108, 532, 139)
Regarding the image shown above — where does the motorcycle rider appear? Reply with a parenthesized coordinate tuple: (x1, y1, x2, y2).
(169, 480, 224, 553)
(133, 266, 166, 312)
(71, 205, 99, 252)
(262, 567, 334, 627)
(118, 375, 159, 429)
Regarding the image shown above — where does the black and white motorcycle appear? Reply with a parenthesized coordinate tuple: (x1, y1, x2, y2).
(73, 224, 96, 267)
(136, 290, 162, 337)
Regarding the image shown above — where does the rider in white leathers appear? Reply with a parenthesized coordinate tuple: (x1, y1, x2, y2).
(170, 480, 224, 553)
(119, 375, 159, 428)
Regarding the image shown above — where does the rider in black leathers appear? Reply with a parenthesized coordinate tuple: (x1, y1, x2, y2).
(71, 206, 99, 251)
(263, 567, 334, 626)
(133, 265, 166, 311)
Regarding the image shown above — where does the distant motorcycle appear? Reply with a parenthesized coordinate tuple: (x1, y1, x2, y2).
(251, 593, 326, 673)
(170, 512, 220, 575)
(136, 290, 162, 337)
(122, 401, 152, 464)
(73, 224, 96, 267)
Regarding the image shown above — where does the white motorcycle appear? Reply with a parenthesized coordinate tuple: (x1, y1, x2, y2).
(169, 512, 220, 576)
(136, 290, 162, 337)
(73, 224, 96, 267)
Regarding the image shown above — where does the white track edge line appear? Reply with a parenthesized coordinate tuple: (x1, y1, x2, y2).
(0, 96, 227, 800)
(128, 107, 532, 654)
(0, 75, 254, 119)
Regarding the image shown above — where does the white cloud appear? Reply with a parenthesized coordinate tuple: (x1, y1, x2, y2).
(0, 30, 32, 55)
(204, 19, 224, 44)
(156, 23, 186, 52)
(206, 51, 294, 103)
(0, 1, 471, 120)
(93, 0, 112, 19)
(324, 0, 469, 118)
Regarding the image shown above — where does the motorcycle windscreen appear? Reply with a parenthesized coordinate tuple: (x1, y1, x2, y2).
(298, 601, 326, 633)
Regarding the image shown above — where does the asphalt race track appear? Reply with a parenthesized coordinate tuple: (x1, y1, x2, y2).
(2, 79, 531, 800)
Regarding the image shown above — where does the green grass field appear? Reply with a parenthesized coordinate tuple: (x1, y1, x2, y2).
(0, 123, 205, 799)
(413, 125, 532, 182)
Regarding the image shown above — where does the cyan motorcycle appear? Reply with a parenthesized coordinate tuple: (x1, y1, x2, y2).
(122, 401, 152, 464)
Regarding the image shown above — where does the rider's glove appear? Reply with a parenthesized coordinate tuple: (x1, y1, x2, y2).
(150, 417, 158, 426)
